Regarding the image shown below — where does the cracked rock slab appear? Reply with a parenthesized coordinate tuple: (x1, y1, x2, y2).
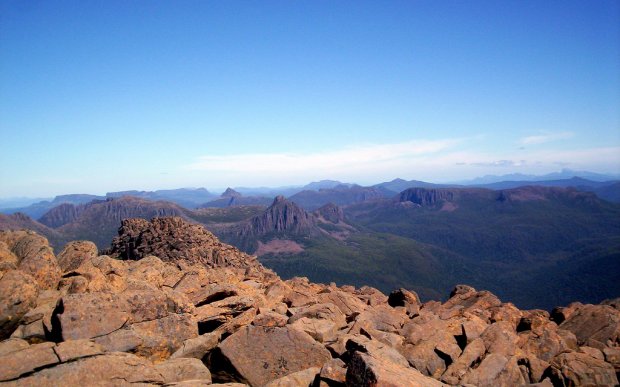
(217, 325, 331, 386)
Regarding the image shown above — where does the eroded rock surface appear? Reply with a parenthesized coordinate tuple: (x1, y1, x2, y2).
(1, 220, 619, 387)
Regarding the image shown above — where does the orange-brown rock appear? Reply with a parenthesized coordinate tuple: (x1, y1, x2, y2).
(1, 225, 619, 387)
(0, 270, 38, 340)
(56, 240, 97, 273)
(215, 325, 331, 386)
(107, 217, 266, 272)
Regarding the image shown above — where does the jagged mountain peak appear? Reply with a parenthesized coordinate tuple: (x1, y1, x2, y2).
(240, 196, 316, 238)
(222, 188, 242, 198)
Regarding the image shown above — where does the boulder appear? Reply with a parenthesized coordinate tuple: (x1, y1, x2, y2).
(460, 353, 526, 387)
(94, 313, 197, 361)
(319, 358, 346, 386)
(54, 339, 104, 362)
(1, 352, 164, 386)
(215, 325, 331, 386)
(10, 289, 60, 343)
(170, 332, 221, 359)
(558, 304, 620, 349)
(349, 304, 405, 334)
(545, 351, 619, 387)
(480, 321, 518, 356)
(56, 241, 97, 273)
(11, 232, 61, 290)
(252, 311, 288, 328)
(58, 289, 170, 340)
(346, 346, 447, 387)
(0, 242, 18, 272)
(317, 289, 368, 318)
(388, 288, 421, 317)
(0, 341, 58, 381)
(154, 357, 212, 384)
(0, 270, 38, 339)
(0, 338, 29, 356)
(441, 337, 486, 384)
(264, 367, 319, 387)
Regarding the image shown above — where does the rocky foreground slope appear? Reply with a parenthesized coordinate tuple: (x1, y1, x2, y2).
(0, 217, 619, 386)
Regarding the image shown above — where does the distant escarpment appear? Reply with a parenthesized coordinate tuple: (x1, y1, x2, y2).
(38, 202, 85, 228)
(288, 184, 385, 210)
(398, 188, 459, 206)
(0, 223, 619, 386)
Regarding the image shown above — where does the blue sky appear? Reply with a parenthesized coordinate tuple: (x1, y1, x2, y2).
(1, 1, 619, 197)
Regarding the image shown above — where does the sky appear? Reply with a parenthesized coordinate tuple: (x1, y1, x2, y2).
(1, 1, 619, 197)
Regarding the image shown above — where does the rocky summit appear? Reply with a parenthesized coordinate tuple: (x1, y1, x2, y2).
(0, 217, 619, 387)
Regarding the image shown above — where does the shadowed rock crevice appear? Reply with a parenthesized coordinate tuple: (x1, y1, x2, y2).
(194, 290, 238, 308)
(47, 300, 64, 343)
(205, 347, 248, 384)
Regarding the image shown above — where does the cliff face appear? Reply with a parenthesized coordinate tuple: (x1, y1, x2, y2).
(0, 221, 619, 386)
(38, 203, 83, 228)
(398, 188, 458, 206)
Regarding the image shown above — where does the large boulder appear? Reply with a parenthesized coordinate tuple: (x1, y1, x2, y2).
(558, 304, 620, 349)
(1, 352, 164, 386)
(10, 232, 61, 290)
(345, 336, 446, 387)
(215, 325, 331, 386)
(545, 351, 619, 387)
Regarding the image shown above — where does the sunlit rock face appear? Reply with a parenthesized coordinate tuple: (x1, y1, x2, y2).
(0, 221, 618, 386)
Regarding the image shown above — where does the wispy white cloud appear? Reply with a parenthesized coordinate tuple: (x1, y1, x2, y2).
(185, 139, 460, 174)
(519, 131, 574, 145)
(470, 160, 527, 167)
(179, 139, 620, 187)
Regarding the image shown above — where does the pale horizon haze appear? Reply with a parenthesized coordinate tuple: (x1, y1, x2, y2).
(1, 1, 619, 197)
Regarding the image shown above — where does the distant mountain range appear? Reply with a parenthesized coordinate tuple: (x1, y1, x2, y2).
(455, 168, 620, 185)
(3, 171, 619, 219)
(1, 181, 619, 310)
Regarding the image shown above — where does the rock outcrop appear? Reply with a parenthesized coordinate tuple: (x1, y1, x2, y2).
(1, 220, 619, 387)
(314, 203, 345, 223)
(106, 217, 265, 272)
